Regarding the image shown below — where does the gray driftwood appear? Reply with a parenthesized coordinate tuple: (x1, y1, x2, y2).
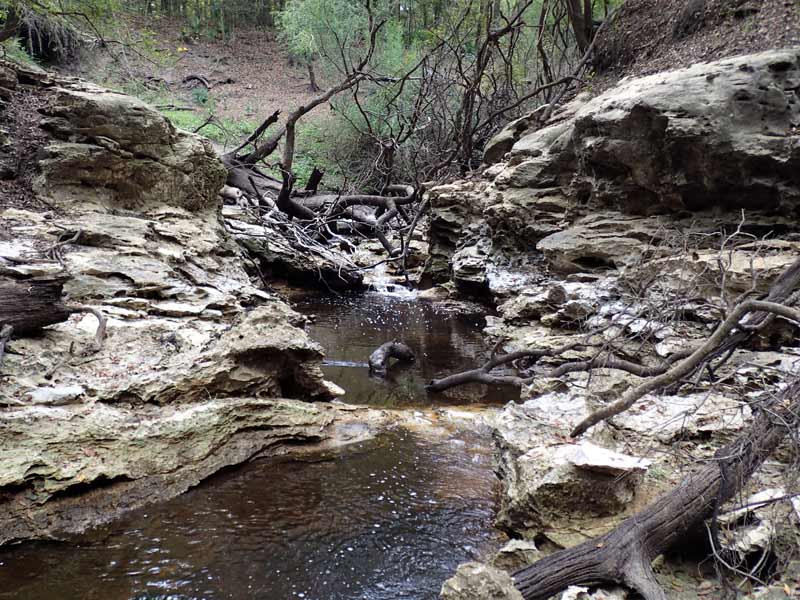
(368, 341, 415, 375)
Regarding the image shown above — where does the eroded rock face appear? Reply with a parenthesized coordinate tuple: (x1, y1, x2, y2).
(437, 49, 800, 594)
(36, 82, 227, 210)
(0, 62, 343, 543)
(0, 399, 334, 545)
(502, 49, 800, 216)
(425, 49, 800, 286)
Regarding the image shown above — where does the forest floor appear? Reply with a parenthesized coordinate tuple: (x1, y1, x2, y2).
(63, 14, 322, 152)
(592, 0, 800, 94)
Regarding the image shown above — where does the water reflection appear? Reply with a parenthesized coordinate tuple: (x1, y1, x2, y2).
(296, 292, 510, 406)
(0, 431, 501, 600)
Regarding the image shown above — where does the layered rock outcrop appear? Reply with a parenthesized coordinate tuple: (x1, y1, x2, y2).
(434, 49, 800, 597)
(428, 48, 800, 292)
(0, 62, 348, 542)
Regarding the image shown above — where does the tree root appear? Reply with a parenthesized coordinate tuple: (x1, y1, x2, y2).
(512, 379, 800, 600)
(65, 305, 107, 353)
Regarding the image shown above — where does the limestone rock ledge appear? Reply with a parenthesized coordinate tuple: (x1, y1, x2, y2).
(0, 61, 346, 543)
(0, 398, 335, 545)
(425, 48, 800, 294)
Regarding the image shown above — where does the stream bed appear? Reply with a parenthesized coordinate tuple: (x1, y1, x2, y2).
(0, 293, 507, 600)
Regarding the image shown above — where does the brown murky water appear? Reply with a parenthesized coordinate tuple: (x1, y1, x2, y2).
(296, 292, 510, 406)
(0, 292, 507, 600)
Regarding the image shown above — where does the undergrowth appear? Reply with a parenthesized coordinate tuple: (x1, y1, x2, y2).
(1, 39, 40, 68)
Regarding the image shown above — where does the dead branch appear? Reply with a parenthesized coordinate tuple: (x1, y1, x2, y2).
(65, 305, 107, 353)
(512, 379, 800, 600)
(570, 299, 800, 437)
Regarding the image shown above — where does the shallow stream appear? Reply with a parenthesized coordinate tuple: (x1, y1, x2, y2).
(0, 292, 507, 600)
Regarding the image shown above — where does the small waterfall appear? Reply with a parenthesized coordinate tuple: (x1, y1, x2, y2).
(368, 262, 417, 298)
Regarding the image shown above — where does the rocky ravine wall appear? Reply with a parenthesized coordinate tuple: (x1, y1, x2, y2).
(431, 49, 800, 599)
(428, 48, 800, 292)
(0, 62, 355, 544)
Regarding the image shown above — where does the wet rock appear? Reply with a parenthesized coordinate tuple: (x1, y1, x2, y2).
(439, 562, 523, 600)
(0, 61, 18, 91)
(0, 398, 338, 544)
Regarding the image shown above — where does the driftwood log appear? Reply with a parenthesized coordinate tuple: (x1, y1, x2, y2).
(368, 341, 416, 375)
(511, 379, 800, 600)
(0, 277, 72, 335)
(0, 277, 107, 360)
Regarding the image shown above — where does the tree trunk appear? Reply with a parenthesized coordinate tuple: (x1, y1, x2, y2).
(565, 0, 592, 54)
(306, 61, 321, 92)
(512, 380, 800, 600)
(0, 277, 71, 336)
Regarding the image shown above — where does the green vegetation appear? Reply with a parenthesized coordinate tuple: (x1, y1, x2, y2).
(0, 0, 610, 186)
(1, 36, 36, 67)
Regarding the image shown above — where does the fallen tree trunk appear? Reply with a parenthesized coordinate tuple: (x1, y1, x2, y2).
(0, 277, 107, 354)
(0, 277, 71, 335)
(512, 379, 800, 600)
(369, 341, 416, 375)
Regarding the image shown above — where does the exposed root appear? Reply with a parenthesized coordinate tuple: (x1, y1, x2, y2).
(512, 379, 800, 599)
(66, 305, 107, 353)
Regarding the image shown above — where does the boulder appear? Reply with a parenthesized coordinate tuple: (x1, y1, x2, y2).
(501, 49, 800, 215)
(35, 83, 226, 210)
(440, 562, 524, 600)
(495, 441, 649, 536)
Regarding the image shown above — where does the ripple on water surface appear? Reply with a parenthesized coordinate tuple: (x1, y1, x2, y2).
(0, 431, 501, 600)
(295, 292, 509, 406)
(0, 292, 505, 599)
